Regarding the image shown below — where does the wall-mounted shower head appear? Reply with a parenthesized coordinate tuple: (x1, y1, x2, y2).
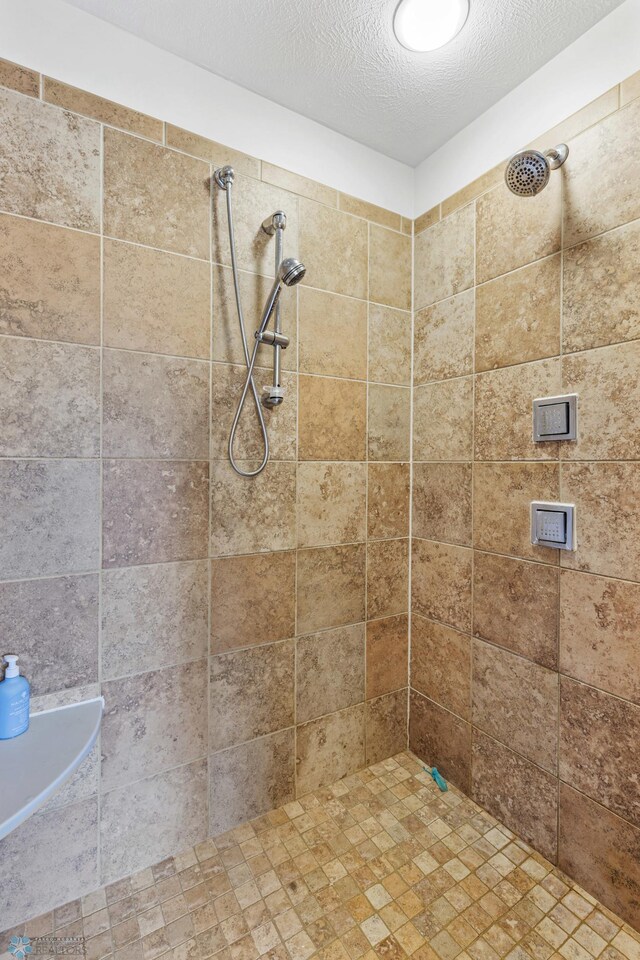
(504, 144, 569, 197)
(279, 257, 306, 287)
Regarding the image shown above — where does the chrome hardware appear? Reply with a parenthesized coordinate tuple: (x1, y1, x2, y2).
(256, 330, 290, 348)
(213, 165, 235, 190)
(261, 211, 287, 235)
(531, 501, 576, 551)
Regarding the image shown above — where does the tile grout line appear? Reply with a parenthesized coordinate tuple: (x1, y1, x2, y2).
(96, 117, 105, 889)
(207, 159, 215, 839)
(407, 212, 415, 753)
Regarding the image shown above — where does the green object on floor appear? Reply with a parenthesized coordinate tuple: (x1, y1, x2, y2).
(425, 765, 448, 791)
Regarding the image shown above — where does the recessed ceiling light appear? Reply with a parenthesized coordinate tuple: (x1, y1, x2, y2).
(393, 0, 470, 52)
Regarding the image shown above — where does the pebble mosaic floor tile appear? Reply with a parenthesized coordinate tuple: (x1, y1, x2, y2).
(3, 753, 639, 960)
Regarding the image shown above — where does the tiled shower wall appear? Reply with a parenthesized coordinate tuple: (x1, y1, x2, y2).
(409, 76, 640, 930)
(0, 58, 411, 929)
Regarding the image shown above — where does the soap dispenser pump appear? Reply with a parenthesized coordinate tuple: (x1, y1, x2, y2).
(0, 655, 30, 739)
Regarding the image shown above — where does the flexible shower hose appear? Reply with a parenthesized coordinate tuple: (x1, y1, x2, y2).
(223, 183, 270, 477)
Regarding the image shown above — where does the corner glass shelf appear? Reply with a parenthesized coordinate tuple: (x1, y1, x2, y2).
(0, 697, 103, 841)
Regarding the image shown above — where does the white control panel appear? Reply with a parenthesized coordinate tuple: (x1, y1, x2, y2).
(531, 502, 576, 550)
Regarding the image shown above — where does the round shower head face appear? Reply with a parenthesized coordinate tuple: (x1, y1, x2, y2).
(279, 257, 306, 286)
(505, 150, 550, 197)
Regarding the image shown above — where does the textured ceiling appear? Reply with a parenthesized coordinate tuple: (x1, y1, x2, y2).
(62, 0, 625, 165)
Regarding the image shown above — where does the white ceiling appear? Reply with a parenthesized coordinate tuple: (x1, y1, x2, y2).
(62, 0, 625, 166)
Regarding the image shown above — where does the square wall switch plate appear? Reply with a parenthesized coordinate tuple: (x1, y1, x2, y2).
(533, 394, 577, 442)
(531, 501, 576, 550)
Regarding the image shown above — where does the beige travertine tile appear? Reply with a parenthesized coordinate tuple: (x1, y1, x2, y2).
(213, 174, 299, 278)
(475, 358, 561, 461)
(43, 77, 162, 141)
(0, 57, 39, 96)
(475, 256, 561, 372)
(104, 128, 210, 258)
(409, 690, 471, 792)
(262, 162, 337, 206)
(297, 461, 366, 547)
(368, 304, 411, 386)
(166, 125, 260, 177)
(476, 177, 561, 284)
(559, 569, 640, 704)
(0, 88, 100, 230)
(367, 463, 410, 540)
(441, 164, 504, 219)
(562, 341, 640, 460)
(366, 614, 408, 699)
(473, 462, 560, 564)
(211, 363, 297, 462)
(296, 543, 366, 635)
(414, 205, 440, 234)
(559, 784, 640, 931)
(104, 239, 210, 358)
(564, 97, 640, 247)
(560, 678, 640, 827)
(0, 798, 98, 932)
(0, 459, 100, 579)
(209, 730, 295, 836)
(368, 384, 410, 461)
(0, 337, 99, 457)
(412, 463, 472, 546)
(560, 462, 640, 581)
(563, 219, 640, 354)
(473, 552, 558, 670)
(414, 204, 474, 310)
(101, 760, 207, 885)
(0, 213, 100, 344)
(211, 551, 296, 654)
(367, 538, 409, 620)
(369, 224, 411, 311)
(472, 639, 558, 773)
(299, 198, 368, 299)
(473, 731, 557, 862)
(210, 641, 295, 751)
(365, 690, 408, 765)
(210, 460, 296, 557)
(338, 193, 402, 231)
(413, 378, 474, 461)
(103, 459, 209, 567)
(298, 375, 366, 460)
(0, 574, 98, 695)
(101, 660, 208, 790)
(103, 349, 209, 459)
(414, 290, 474, 385)
(411, 539, 472, 633)
(213, 263, 297, 370)
(3, 747, 636, 942)
(296, 704, 365, 794)
(102, 561, 208, 680)
(296, 623, 365, 723)
(411, 615, 471, 721)
(621, 69, 640, 106)
(298, 287, 367, 379)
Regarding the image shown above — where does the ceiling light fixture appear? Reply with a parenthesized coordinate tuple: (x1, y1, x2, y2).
(393, 0, 470, 52)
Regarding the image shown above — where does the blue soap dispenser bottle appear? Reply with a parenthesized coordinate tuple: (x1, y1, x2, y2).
(0, 654, 30, 739)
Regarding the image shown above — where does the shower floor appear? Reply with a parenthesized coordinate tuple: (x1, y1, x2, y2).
(4, 752, 639, 960)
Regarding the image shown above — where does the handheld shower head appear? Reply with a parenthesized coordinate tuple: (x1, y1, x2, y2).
(257, 258, 306, 336)
(279, 257, 306, 287)
(505, 144, 569, 197)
